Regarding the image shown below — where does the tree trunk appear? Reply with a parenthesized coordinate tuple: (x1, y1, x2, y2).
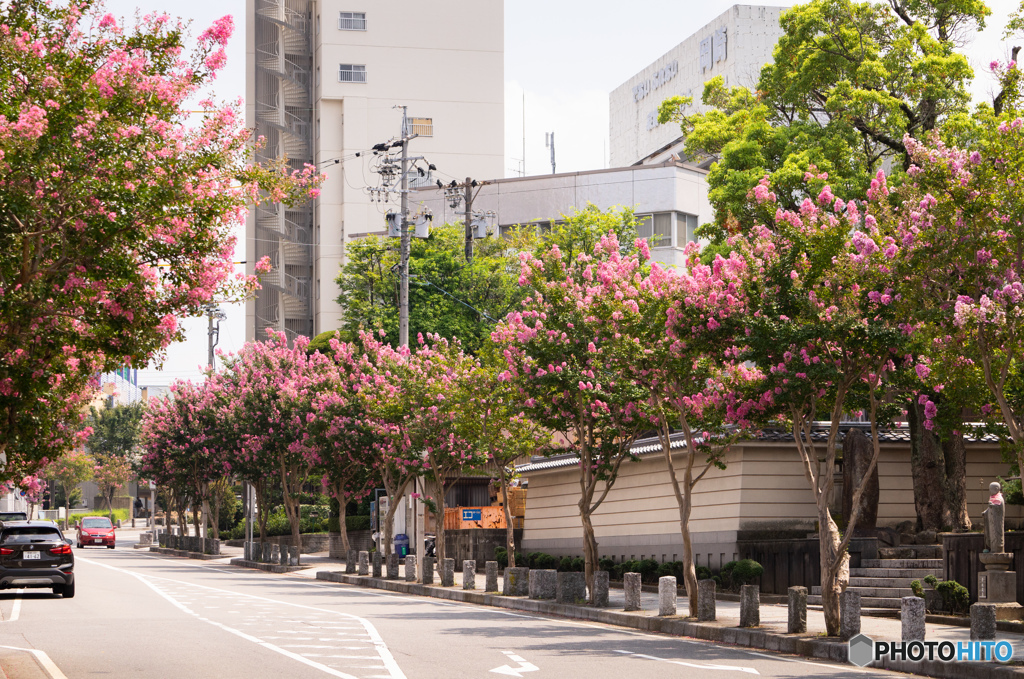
(498, 469, 516, 568)
(280, 466, 303, 567)
(337, 491, 350, 554)
(943, 432, 971, 531)
(212, 484, 221, 541)
(382, 478, 412, 559)
(908, 399, 946, 532)
(105, 488, 115, 523)
(255, 480, 269, 543)
(63, 488, 70, 531)
(201, 498, 211, 539)
(818, 503, 849, 636)
(430, 478, 448, 566)
(578, 505, 599, 601)
(192, 497, 201, 539)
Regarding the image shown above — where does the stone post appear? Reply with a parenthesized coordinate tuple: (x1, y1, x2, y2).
(270, 544, 280, 565)
(346, 549, 357, 574)
(405, 555, 417, 582)
(210, 539, 221, 556)
(262, 542, 272, 563)
(485, 561, 498, 592)
(841, 590, 861, 641)
(386, 553, 399, 580)
(503, 567, 529, 596)
(658, 576, 677, 616)
(740, 584, 760, 628)
(787, 586, 807, 634)
(242, 541, 250, 560)
(358, 551, 369, 576)
(697, 579, 716, 622)
(421, 556, 435, 585)
(372, 551, 382, 578)
(556, 572, 586, 604)
(279, 545, 289, 566)
(288, 546, 299, 566)
(441, 558, 455, 587)
(624, 572, 642, 612)
(529, 569, 556, 600)
(463, 560, 476, 590)
(902, 596, 926, 641)
(593, 571, 610, 607)
(971, 603, 997, 641)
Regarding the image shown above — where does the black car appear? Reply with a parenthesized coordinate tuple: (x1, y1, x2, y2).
(0, 512, 28, 523)
(0, 521, 74, 598)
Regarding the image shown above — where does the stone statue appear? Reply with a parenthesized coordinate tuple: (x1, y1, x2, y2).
(983, 481, 1006, 554)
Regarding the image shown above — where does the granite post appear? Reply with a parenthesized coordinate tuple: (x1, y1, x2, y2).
(658, 576, 677, 616)
(262, 542, 272, 563)
(739, 584, 760, 627)
(841, 590, 861, 641)
(503, 567, 529, 596)
(485, 561, 498, 592)
(358, 551, 369, 576)
(971, 603, 997, 641)
(405, 555, 417, 582)
(529, 569, 556, 600)
(421, 556, 435, 585)
(592, 571, 609, 607)
(386, 553, 399, 580)
(279, 545, 289, 566)
(463, 560, 476, 590)
(288, 545, 298, 566)
(372, 551, 382, 578)
(697, 579, 716, 622)
(624, 572, 642, 611)
(441, 558, 455, 587)
(270, 544, 281, 565)
(902, 596, 926, 641)
(346, 549, 357, 574)
(788, 586, 807, 634)
(556, 572, 586, 604)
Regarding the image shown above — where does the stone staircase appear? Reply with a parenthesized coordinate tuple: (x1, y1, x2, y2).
(808, 545, 943, 610)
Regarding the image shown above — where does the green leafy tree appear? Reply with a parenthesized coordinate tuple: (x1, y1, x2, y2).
(93, 455, 134, 523)
(45, 449, 93, 529)
(87, 402, 144, 466)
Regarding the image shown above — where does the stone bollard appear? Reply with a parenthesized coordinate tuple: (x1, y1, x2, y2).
(485, 561, 498, 592)
(358, 551, 369, 576)
(529, 569, 556, 600)
(279, 545, 289, 566)
(372, 551, 382, 578)
(739, 584, 760, 628)
(658, 576, 677, 616)
(405, 555, 417, 582)
(289, 546, 299, 566)
(971, 603, 997, 641)
(503, 567, 529, 596)
(441, 558, 455, 587)
(210, 539, 221, 556)
(593, 571, 610, 607)
(902, 596, 926, 641)
(262, 542, 272, 563)
(787, 586, 807, 634)
(557, 572, 587, 604)
(463, 560, 476, 590)
(421, 556, 435, 585)
(346, 549, 357, 574)
(697, 579, 716, 622)
(242, 541, 250, 560)
(386, 553, 399, 580)
(624, 572, 642, 611)
(270, 544, 281, 565)
(841, 590, 861, 641)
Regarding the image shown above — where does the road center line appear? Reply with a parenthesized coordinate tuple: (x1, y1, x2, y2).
(8, 589, 23, 622)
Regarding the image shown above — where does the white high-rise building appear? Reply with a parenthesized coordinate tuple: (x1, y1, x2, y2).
(246, 0, 504, 341)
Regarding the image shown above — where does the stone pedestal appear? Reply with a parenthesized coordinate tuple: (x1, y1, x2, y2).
(358, 551, 369, 576)
(386, 553, 399, 580)
(503, 567, 529, 596)
(739, 585, 759, 627)
(977, 553, 1024, 620)
(658, 576, 677, 616)
(372, 551, 382, 578)
(346, 549, 357, 574)
(902, 596, 926, 641)
(788, 586, 807, 633)
(971, 603, 997, 641)
(262, 542, 272, 563)
(697, 579, 716, 622)
(485, 561, 498, 592)
(592, 571, 609, 608)
(441, 558, 455, 587)
(271, 544, 281, 564)
(556, 572, 586, 604)
(624, 572, 642, 611)
(422, 556, 434, 585)
(289, 546, 299, 566)
(405, 555, 417, 582)
(529, 569, 556, 600)
(841, 590, 861, 641)
(463, 560, 476, 590)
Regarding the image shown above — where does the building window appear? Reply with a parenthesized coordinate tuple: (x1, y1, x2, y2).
(637, 213, 671, 247)
(676, 212, 698, 246)
(338, 11, 366, 30)
(339, 64, 366, 83)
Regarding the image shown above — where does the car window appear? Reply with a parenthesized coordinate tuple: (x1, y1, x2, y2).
(1, 528, 63, 543)
(0, 513, 27, 521)
(81, 518, 112, 528)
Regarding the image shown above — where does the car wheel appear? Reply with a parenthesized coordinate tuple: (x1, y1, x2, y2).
(107, 544, 114, 549)
(51, 585, 62, 596)
(61, 580, 75, 598)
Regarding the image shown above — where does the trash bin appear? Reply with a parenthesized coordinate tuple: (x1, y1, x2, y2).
(395, 534, 409, 558)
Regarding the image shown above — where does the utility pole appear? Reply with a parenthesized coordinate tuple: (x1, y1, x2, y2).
(545, 132, 556, 174)
(205, 303, 226, 370)
(399, 106, 410, 349)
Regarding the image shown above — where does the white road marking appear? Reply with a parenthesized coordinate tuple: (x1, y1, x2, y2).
(78, 557, 406, 679)
(0, 645, 69, 679)
(8, 589, 23, 622)
(490, 650, 539, 676)
(615, 649, 760, 675)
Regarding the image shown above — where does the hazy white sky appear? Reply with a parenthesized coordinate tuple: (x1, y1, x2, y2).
(106, 0, 1020, 386)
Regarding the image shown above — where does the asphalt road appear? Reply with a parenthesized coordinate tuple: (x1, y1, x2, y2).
(0, 544, 904, 679)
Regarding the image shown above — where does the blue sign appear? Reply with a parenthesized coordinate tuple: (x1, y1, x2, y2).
(461, 508, 482, 522)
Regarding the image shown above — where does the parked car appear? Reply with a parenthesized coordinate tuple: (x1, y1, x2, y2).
(76, 517, 115, 549)
(0, 521, 74, 597)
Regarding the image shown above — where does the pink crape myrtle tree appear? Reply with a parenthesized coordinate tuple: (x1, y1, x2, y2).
(0, 1, 323, 480)
(93, 455, 134, 524)
(492, 234, 651, 600)
(734, 174, 914, 636)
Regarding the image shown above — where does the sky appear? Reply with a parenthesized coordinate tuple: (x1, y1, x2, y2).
(105, 0, 1021, 387)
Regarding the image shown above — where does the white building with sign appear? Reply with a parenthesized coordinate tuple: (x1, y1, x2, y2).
(609, 5, 788, 167)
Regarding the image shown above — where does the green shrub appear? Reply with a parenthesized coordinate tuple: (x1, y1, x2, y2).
(598, 557, 616, 573)
(571, 557, 585, 572)
(495, 547, 509, 568)
(615, 559, 640, 581)
(525, 552, 542, 568)
(558, 556, 574, 572)
(535, 553, 558, 569)
(923, 574, 938, 587)
(696, 566, 713, 581)
(637, 558, 660, 583)
(345, 515, 371, 531)
(911, 580, 924, 598)
(934, 579, 970, 615)
(71, 508, 130, 523)
(730, 559, 764, 588)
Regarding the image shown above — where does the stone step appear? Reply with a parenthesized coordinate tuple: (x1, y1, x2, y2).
(807, 594, 903, 609)
(812, 585, 915, 598)
(878, 545, 943, 559)
(861, 558, 943, 569)
(850, 576, 932, 588)
(850, 567, 943, 578)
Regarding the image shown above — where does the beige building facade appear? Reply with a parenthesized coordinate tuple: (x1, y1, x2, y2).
(246, 0, 504, 341)
(609, 4, 788, 167)
(519, 430, 1019, 569)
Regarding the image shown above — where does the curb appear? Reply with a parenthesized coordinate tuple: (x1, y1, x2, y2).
(313, 570, 1024, 679)
(228, 558, 304, 574)
(149, 547, 222, 561)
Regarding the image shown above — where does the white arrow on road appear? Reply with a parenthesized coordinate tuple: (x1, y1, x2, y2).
(490, 650, 538, 677)
(615, 650, 760, 674)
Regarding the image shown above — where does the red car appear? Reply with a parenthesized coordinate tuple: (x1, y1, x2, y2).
(76, 517, 116, 549)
